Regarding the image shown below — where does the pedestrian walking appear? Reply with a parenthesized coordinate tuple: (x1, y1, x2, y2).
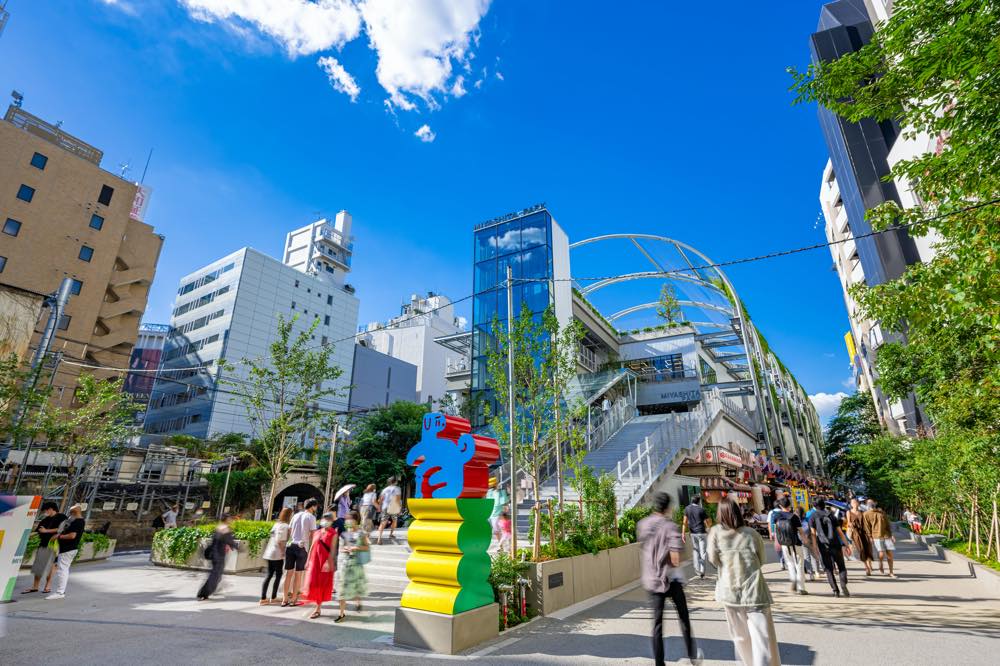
(845, 498, 873, 575)
(337, 486, 353, 522)
(767, 498, 786, 571)
(486, 476, 509, 541)
(260, 507, 292, 605)
(335, 510, 370, 622)
(197, 513, 237, 601)
(376, 477, 402, 545)
(707, 498, 780, 666)
(902, 507, 923, 534)
(773, 497, 808, 595)
(638, 492, 702, 666)
(300, 511, 338, 619)
(21, 501, 66, 595)
(682, 496, 713, 578)
(45, 504, 86, 601)
(798, 506, 821, 581)
(282, 498, 319, 606)
(863, 499, 896, 577)
(810, 499, 852, 597)
(360, 484, 378, 533)
(496, 507, 513, 553)
(162, 504, 179, 529)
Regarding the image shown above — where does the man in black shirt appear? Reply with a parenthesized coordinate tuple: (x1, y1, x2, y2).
(811, 499, 852, 597)
(774, 497, 808, 595)
(681, 496, 713, 578)
(22, 501, 66, 594)
(47, 504, 86, 600)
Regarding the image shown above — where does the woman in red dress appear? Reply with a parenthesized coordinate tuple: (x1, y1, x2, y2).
(300, 511, 337, 619)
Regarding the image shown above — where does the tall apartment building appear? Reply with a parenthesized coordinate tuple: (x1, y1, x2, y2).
(0, 104, 163, 407)
(812, 0, 932, 434)
(359, 292, 467, 406)
(143, 217, 359, 441)
(124, 323, 171, 419)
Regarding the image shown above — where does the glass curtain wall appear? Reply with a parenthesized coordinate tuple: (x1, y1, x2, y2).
(470, 210, 554, 427)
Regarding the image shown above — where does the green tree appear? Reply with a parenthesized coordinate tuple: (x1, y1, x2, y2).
(791, 0, 1000, 545)
(544, 312, 585, 512)
(55, 373, 139, 510)
(320, 400, 427, 495)
(222, 315, 345, 512)
(0, 353, 63, 460)
(823, 392, 882, 487)
(655, 284, 682, 326)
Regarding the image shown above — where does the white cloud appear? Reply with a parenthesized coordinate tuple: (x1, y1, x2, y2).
(360, 0, 491, 111)
(414, 124, 436, 143)
(809, 391, 849, 425)
(318, 56, 361, 101)
(175, 0, 492, 114)
(180, 0, 363, 56)
(98, 0, 138, 15)
(841, 376, 856, 389)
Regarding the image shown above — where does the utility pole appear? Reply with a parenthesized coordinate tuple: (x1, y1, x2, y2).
(506, 265, 517, 558)
(218, 455, 233, 519)
(11, 278, 73, 494)
(324, 421, 340, 509)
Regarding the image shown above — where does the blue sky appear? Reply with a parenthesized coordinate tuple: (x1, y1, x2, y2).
(0, 0, 852, 418)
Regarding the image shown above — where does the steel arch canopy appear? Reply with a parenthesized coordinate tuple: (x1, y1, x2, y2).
(608, 300, 735, 322)
(579, 270, 721, 296)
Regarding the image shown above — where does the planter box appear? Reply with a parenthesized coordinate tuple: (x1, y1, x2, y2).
(21, 539, 117, 569)
(150, 538, 265, 573)
(608, 541, 641, 589)
(526, 543, 641, 616)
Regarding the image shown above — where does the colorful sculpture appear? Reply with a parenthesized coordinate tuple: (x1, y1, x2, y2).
(400, 412, 499, 616)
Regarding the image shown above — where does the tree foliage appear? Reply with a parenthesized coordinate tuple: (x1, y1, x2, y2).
(655, 283, 682, 325)
(791, 0, 1000, 530)
(823, 392, 882, 487)
(321, 400, 428, 495)
(222, 315, 345, 512)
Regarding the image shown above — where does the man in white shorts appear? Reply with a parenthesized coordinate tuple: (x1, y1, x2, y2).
(863, 499, 896, 577)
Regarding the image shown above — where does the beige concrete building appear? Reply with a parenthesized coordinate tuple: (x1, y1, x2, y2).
(0, 104, 163, 406)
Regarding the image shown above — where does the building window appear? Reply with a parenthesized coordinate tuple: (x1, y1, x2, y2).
(79, 246, 94, 262)
(57, 314, 71, 330)
(321, 335, 328, 345)
(307, 288, 311, 293)
(98, 185, 114, 205)
(90, 214, 104, 230)
(3, 218, 21, 236)
(16, 184, 35, 202)
(0, 256, 6, 273)
(69, 279, 83, 295)
(324, 315, 330, 326)
(30, 152, 48, 170)
(294, 279, 300, 288)
(291, 301, 296, 309)
(327, 295, 332, 305)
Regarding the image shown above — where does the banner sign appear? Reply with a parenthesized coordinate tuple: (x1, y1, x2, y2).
(0, 495, 41, 602)
(129, 184, 153, 222)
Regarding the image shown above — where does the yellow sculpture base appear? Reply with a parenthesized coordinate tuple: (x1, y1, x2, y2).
(393, 603, 499, 655)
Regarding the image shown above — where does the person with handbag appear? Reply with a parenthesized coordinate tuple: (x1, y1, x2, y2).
(335, 510, 370, 623)
(197, 514, 237, 601)
(376, 476, 403, 545)
(259, 507, 292, 605)
(22, 501, 65, 595)
(45, 504, 85, 600)
(300, 512, 338, 619)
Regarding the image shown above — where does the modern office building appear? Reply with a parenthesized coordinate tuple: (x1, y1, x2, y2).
(466, 205, 827, 519)
(123, 323, 171, 421)
(143, 218, 359, 441)
(359, 292, 467, 406)
(348, 343, 418, 411)
(812, 0, 933, 434)
(0, 103, 163, 408)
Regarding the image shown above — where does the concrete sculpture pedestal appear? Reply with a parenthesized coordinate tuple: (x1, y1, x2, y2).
(394, 603, 499, 654)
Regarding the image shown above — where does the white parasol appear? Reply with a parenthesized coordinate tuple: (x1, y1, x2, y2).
(333, 484, 356, 502)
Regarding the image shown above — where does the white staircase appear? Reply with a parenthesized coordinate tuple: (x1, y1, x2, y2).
(365, 528, 411, 596)
(515, 390, 749, 537)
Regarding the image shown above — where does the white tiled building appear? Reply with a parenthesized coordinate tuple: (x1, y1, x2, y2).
(143, 218, 360, 442)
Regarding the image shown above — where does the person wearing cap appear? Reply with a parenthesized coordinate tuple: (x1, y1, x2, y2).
(46, 504, 87, 600)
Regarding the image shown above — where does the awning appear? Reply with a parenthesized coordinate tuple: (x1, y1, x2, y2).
(700, 477, 751, 492)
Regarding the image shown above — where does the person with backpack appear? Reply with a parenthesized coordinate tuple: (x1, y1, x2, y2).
(810, 499, 852, 597)
(197, 513, 237, 601)
(774, 497, 808, 595)
(638, 492, 702, 666)
(681, 496, 713, 579)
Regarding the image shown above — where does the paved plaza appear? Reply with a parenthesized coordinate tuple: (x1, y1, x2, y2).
(3, 531, 998, 665)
